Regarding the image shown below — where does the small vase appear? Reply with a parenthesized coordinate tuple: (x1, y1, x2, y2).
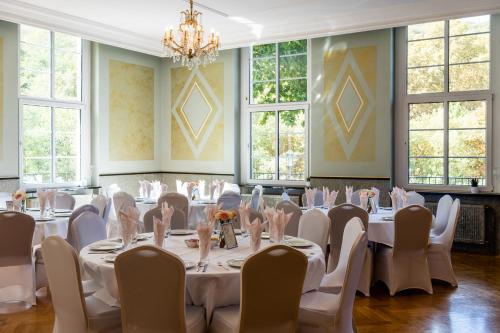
(470, 187, 479, 194)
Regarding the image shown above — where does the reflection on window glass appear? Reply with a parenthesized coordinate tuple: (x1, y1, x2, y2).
(20, 26, 51, 98)
(449, 15, 490, 36)
(54, 108, 81, 183)
(278, 110, 305, 180)
(408, 21, 444, 40)
(251, 112, 276, 180)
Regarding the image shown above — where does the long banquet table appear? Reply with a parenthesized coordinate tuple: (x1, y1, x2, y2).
(81, 233, 326, 320)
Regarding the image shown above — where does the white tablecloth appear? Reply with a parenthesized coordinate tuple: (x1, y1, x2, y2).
(26, 211, 70, 246)
(137, 200, 217, 228)
(81, 234, 325, 320)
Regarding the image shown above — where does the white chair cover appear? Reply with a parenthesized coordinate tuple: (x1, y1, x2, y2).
(42, 236, 121, 333)
(0, 212, 36, 310)
(115, 246, 205, 333)
(428, 199, 461, 286)
(275, 200, 302, 237)
(301, 191, 324, 207)
(111, 192, 136, 238)
(407, 191, 425, 206)
(66, 205, 100, 249)
(91, 194, 112, 224)
(375, 205, 433, 295)
(55, 192, 76, 210)
(350, 189, 362, 206)
(431, 195, 453, 236)
(299, 218, 367, 333)
(69, 212, 107, 252)
(250, 186, 263, 211)
(217, 191, 242, 211)
(298, 209, 329, 255)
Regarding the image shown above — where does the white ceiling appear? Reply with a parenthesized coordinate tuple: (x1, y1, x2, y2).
(0, 0, 499, 56)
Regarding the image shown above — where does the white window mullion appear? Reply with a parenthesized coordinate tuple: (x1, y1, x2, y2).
(50, 107, 56, 184)
(275, 109, 279, 180)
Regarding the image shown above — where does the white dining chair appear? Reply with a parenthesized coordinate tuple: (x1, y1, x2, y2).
(276, 200, 302, 237)
(91, 194, 112, 224)
(210, 244, 308, 333)
(299, 217, 367, 333)
(250, 185, 263, 211)
(42, 236, 121, 333)
(298, 208, 330, 255)
(143, 206, 187, 232)
(428, 199, 461, 286)
(115, 245, 205, 333)
(111, 191, 136, 237)
(375, 205, 433, 296)
(430, 195, 453, 237)
(66, 205, 100, 249)
(55, 192, 76, 210)
(0, 212, 36, 313)
(69, 212, 107, 253)
(157, 192, 189, 220)
(407, 191, 425, 206)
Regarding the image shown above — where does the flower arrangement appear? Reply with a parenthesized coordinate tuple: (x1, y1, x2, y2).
(214, 209, 237, 222)
(12, 189, 26, 212)
(359, 189, 376, 198)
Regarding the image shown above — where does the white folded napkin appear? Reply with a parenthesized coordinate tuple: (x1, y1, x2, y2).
(209, 182, 217, 200)
(186, 182, 196, 201)
(345, 186, 353, 204)
(371, 187, 380, 208)
(176, 179, 183, 193)
(390, 190, 398, 213)
(360, 191, 368, 210)
(138, 181, 146, 198)
(272, 209, 292, 243)
(37, 189, 48, 217)
(198, 180, 206, 198)
(304, 188, 317, 208)
(217, 180, 225, 198)
(47, 189, 57, 212)
(324, 188, 339, 210)
(161, 183, 168, 195)
(282, 192, 291, 201)
(118, 207, 140, 247)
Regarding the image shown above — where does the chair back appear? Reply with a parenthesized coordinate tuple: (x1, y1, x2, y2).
(157, 193, 188, 220)
(66, 204, 99, 249)
(217, 191, 242, 211)
(144, 207, 187, 232)
(327, 204, 368, 272)
(350, 190, 362, 205)
(407, 191, 425, 206)
(69, 212, 107, 252)
(41, 236, 88, 333)
(434, 199, 461, 250)
(113, 191, 136, 216)
(335, 218, 368, 332)
(250, 186, 262, 211)
(275, 200, 302, 237)
(115, 246, 188, 333)
(91, 194, 112, 221)
(55, 192, 76, 210)
(301, 191, 324, 207)
(0, 212, 35, 267)
(298, 208, 330, 254)
(239, 245, 307, 333)
(394, 205, 432, 252)
(433, 195, 453, 235)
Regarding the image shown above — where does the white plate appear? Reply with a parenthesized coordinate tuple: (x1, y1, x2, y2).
(142, 199, 157, 205)
(184, 260, 196, 270)
(55, 212, 72, 217)
(233, 229, 242, 235)
(170, 229, 195, 236)
(227, 258, 245, 268)
(103, 255, 116, 263)
(55, 209, 72, 213)
(135, 233, 151, 241)
(261, 232, 270, 239)
(27, 207, 40, 211)
(36, 217, 55, 222)
(382, 216, 395, 221)
(89, 242, 123, 251)
(286, 239, 313, 248)
(134, 197, 145, 202)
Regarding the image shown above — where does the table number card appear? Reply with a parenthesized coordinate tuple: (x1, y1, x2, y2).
(221, 221, 238, 249)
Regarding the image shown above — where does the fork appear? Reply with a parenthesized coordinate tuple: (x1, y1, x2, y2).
(217, 261, 230, 271)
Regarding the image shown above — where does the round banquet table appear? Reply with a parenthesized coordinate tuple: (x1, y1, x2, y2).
(25, 210, 70, 246)
(81, 233, 326, 320)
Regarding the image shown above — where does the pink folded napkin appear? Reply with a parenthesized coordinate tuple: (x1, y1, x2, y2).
(153, 203, 174, 247)
(197, 223, 214, 262)
(47, 189, 56, 212)
(204, 204, 219, 227)
(248, 218, 262, 252)
(345, 186, 353, 204)
(238, 201, 251, 233)
(118, 207, 140, 248)
(269, 209, 292, 243)
(323, 187, 338, 210)
(186, 182, 197, 201)
(305, 188, 317, 209)
(217, 180, 225, 198)
(390, 190, 398, 213)
(400, 190, 408, 207)
(263, 207, 276, 240)
(371, 187, 380, 207)
(360, 191, 368, 210)
(37, 189, 48, 217)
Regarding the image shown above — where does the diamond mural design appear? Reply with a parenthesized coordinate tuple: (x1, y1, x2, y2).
(336, 75, 364, 133)
(180, 82, 214, 139)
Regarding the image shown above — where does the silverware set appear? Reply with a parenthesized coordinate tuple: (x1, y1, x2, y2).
(196, 262, 208, 272)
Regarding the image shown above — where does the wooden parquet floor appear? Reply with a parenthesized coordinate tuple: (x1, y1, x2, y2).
(0, 252, 499, 333)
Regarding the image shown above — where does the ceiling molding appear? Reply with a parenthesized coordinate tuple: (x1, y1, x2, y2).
(0, 0, 499, 57)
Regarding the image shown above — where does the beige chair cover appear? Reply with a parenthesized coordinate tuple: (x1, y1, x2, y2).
(115, 245, 205, 333)
(143, 206, 187, 232)
(375, 205, 433, 295)
(42, 236, 121, 333)
(327, 204, 372, 296)
(67, 205, 100, 249)
(431, 194, 453, 236)
(428, 199, 461, 286)
(110, 192, 137, 238)
(55, 192, 76, 210)
(210, 244, 308, 333)
(157, 192, 189, 220)
(299, 218, 367, 333)
(0, 212, 36, 309)
(69, 212, 107, 252)
(298, 208, 330, 254)
(275, 200, 302, 237)
(91, 195, 112, 224)
(407, 191, 425, 206)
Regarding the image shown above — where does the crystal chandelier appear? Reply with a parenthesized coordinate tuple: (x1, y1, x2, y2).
(162, 0, 221, 69)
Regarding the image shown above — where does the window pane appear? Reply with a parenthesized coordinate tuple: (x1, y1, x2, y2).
(409, 158, 444, 185)
(20, 25, 50, 47)
(278, 110, 305, 180)
(449, 34, 489, 64)
(253, 57, 275, 82)
(449, 101, 486, 129)
(54, 32, 81, 53)
(22, 105, 52, 184)
(252, 82, 276, 104)
(19, 43, 50, 97)
(449, 158, 486, 186)
(407, 39, 444, 67)
(407, 66, 444, 94)
(280, 54, 307, 78)
(55, 50, 81, 100)
(409, 103, 444, 130)
(279, 79, 307, 103)
(54, 108, 80, 183)
(449, 63, 489, 91)
(449, 129, 486, 157)
(252, 43, 275, 58)
(409, 130, 444, 157)
(408, 21, 444, 40)
(251, 112, 276, 180)
(450, 15, 490, 36)
(278, 40, 307, 55)
(56, 158, 78, 183)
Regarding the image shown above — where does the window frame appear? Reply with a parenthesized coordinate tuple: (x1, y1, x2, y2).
(397, 17, 493, 191)
(18, 24, 91, 188)
(241, 39, 311, 186)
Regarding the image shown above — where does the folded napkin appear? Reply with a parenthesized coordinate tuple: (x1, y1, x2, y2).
(145, 182, 153, 199)
(390, 190, 398, 213)
(371, 187, 380, 208)
(197, 223, 214, 261)
(138, 181, 145, 198)
(217, 180, 225, 198)
(400, 190, 408, 207)
(118, 207, 140, 247)
(263, 207, 276, 239)
(238, 201, 251, 233)
(360, 191, 368, 210)
(248, 217, 263, 252)
(176, 179, 183, 193)
(204, 204, 219, 227)
(151, 181, 162, 200)
(345, 186, 353, 204)
(186, 182, 197, 201)
(47, 189, 57, 212)
(161, 183, 168, 195)
(304, 188, 317, 208)
(323, 188, 339, 210)
(37, 189, 48, 217)
(153, 203, 174, 247)
(272, 209, 292, 243)
(198, 180, 206, 198)
(209, 182, 217, 200)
